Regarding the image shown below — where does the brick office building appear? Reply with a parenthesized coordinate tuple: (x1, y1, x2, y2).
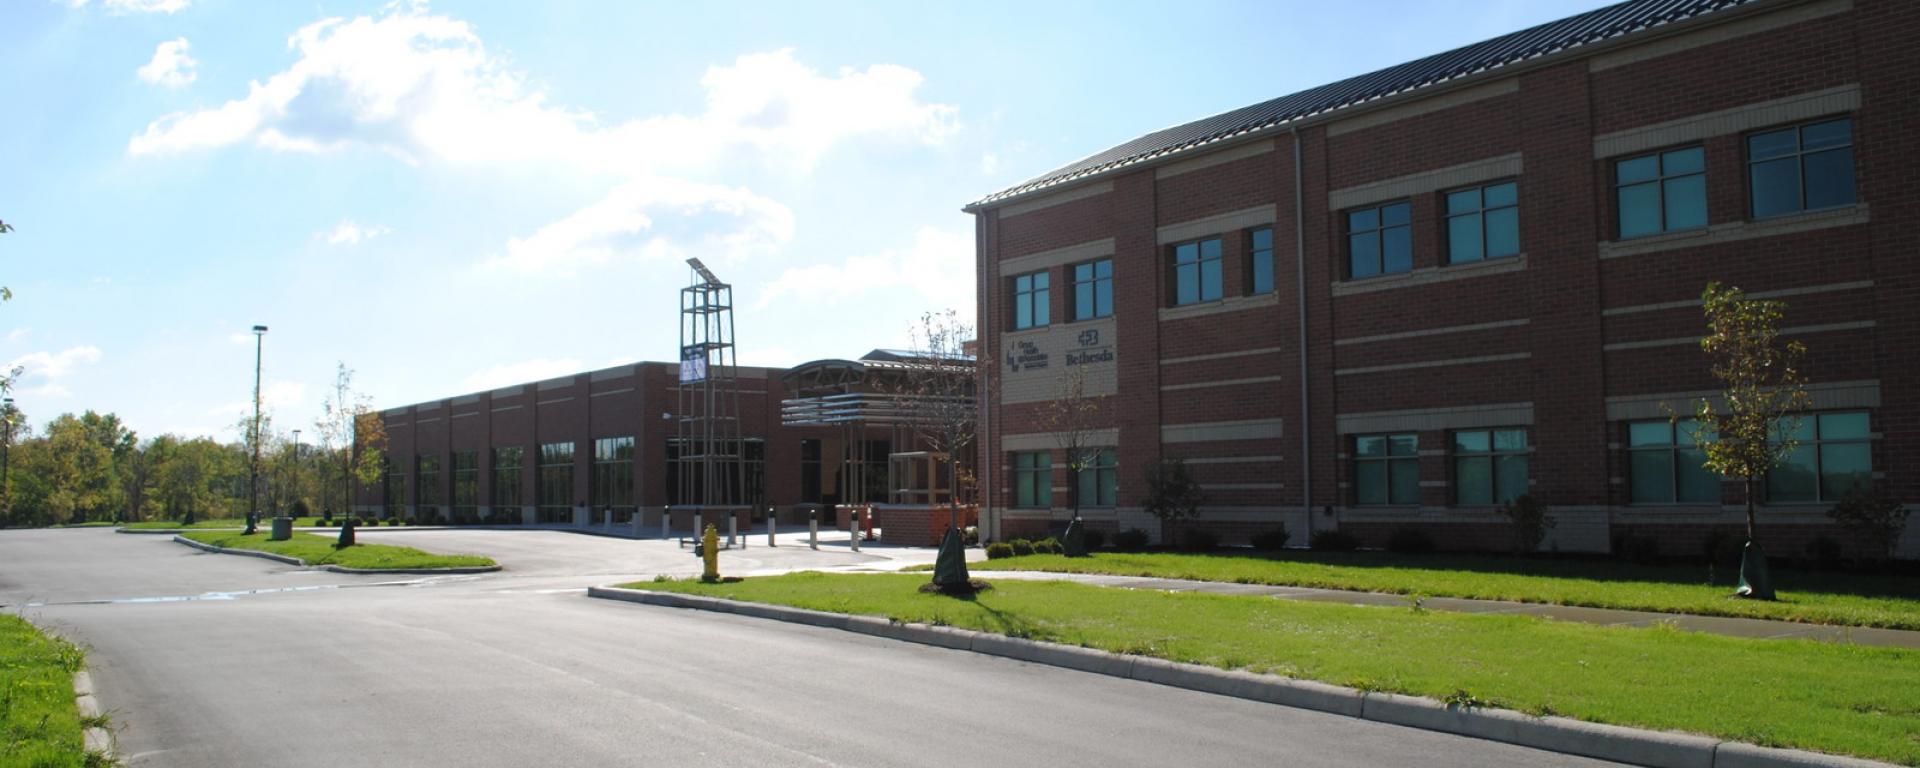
(967, 0, 1920, 558)
(356, 357, 911, 531)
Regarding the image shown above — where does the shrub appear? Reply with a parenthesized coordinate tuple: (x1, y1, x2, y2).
(1497, 495, 1555, 554)
(1828, 490, 1911, 561)
(1387, 527, 1435, 554)
(386, 518, 400, 527)
(1143, 459, 1204, 528)
(985, 542, 1015, 559)
(1113, 528, 1150, 551)
(1009, 538, 1035, 557)
(1032, 537, 1063, 555)
(290, 499, 311, 518)
(1082, 527, 1106, 550)
(1310, 529, 1359, 551)
(961, 526, 980, 546)
(1249, 526, 1291, 551)
(1180, 528, 1218, 552)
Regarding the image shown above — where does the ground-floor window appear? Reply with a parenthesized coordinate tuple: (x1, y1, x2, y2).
(1767, 411, 1870, 503)
(1627, 419, 1718, 504)
(451, 450, 479, 522)
(382, 456, 403, 517)
(665, 438, 766, 507)
(592, 436, 636, 523)
(491, 446, 523, 521)
(1452, 428, 1527, 506)
(1354, 434, 1418, 506)
(1013, 451, 1051, 509)
(416, 453, 442, 515)
(537, 441, 575, 523)
(1075, 448, 1116, 508)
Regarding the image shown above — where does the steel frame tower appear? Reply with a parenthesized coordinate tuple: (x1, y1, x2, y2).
(675, 258, 745, 512)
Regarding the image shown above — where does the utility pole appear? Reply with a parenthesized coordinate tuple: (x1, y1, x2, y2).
(249, 324, 267, 535)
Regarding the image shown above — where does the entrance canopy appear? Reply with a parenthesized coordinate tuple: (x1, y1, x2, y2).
(779, 350, 974, 427)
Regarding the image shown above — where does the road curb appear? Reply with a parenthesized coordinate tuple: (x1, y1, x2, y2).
(116, 528, 188, 534)
(584, 585, 1896, 768)
(72, 669, 114, 759)
(171, 535, 502, 574)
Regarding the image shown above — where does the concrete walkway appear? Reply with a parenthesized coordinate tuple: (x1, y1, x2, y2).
(966, 570, 1920, 650)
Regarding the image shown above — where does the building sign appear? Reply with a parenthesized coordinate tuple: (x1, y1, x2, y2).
(1067, 328, 1115, 366)
(1005, 340, 1049, 373)
(679, 346, 708, 383)
(999, 319, 1119, 404)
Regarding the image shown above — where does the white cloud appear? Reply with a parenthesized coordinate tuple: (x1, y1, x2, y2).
(980, 151, 999, 175)
(325, 220, 391, 246)
(7, 329, 29, 343)
(7, 345, 105, 399)
(71, 0, 190, 14)
(137, 38, 198, 88)
(485, 177, 793, 274)
(461, 358, 583, 393)
(209, 380, 306, 417)
(757, 226, 975, 315)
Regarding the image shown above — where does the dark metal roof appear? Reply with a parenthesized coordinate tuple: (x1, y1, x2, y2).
(967, 0, 1765, 210)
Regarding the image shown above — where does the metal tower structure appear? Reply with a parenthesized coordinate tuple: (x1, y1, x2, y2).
(675, 258, 746, 511)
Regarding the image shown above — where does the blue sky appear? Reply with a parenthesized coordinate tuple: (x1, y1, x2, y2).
(0, 0, 1612, 442)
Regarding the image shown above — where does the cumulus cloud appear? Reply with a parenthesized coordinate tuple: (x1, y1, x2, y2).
(757, 226, 975, 315)
(325, 220, 391, 245)
(7, 345, 105, 399)
(137, 38, 198, 88)
(485, 177, 793, 274)
(461, 357, 583, 392)
(71, 0, 190, 14)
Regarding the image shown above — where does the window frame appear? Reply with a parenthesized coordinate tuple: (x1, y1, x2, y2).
(1012, 270, 1050, 330)
(1074, 448, 1118, 508)
(1353, 433, 1419, 507)
(1746, 116, 1856, 220)
(1765, 411, 1871, 504)
(1247, 227, 1275, 295)
(1626, 419, 1720, 506)
(1072, 258, 1113, 321)
(1443, 181, 1520, 265)
(1613, 145, 1707, 239)
(1450, 428, 1529, 506)
(1169, 237, 1224, 306)
(1345, 200, 1413, 280)
(491, 446, 524, 511)
(1012, 451, 1052, 509)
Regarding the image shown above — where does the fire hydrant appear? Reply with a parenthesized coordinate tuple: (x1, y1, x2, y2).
(700, 524, 720, 583)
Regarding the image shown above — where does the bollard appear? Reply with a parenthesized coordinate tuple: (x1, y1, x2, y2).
(850, 508, 860, 552)
(661, 507, 671, 540)
(809, 510, 818, 550)
(694, 512, 704, 545)
(767, 507, 777, 547)
(727, 514, 737, 547)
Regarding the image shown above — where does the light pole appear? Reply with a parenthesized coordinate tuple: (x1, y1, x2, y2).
(248, 324, 268, 536)
(291, 428, 302, 520)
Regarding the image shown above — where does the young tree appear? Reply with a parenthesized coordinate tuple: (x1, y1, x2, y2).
(886, 310, 977, 527)
(1683, 282, 1811, 600)
(351, 411, 389, 516)
(1041, 362, 1107, 523)
(316, 364, 386, 518)
(1143, 458, 1205, 548)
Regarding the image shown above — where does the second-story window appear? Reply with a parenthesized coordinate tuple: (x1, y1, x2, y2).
(1348, 201, 1411, 279)
(1446, 182, 1519, 264)
(1013, 271, 1049, 330)
(1073, 259, 1112, 320)
(1616, 146, 1705, 239)
(1749, 117, 1855, 219)
(1172, 238, 1223, 305)
(1248, 227, 1275, 294)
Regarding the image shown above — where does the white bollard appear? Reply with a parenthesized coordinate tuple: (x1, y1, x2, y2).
(727, 514, 737, 547)
(661, 509, 670, 540)
(694, 512, 704, 544)
(767, 509, 777, 548)
(809, 512, 818, 550)
(850, 509, 861, 552)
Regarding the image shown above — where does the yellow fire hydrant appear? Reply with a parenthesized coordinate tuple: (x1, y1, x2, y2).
(700, 523, 720, 583)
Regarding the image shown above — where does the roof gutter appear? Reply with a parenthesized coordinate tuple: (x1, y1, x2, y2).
(962, 0, 1804, 214)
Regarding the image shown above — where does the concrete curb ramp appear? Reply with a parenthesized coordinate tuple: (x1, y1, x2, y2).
(586, 586, 1895, 768)
(171, 535, 503, 574)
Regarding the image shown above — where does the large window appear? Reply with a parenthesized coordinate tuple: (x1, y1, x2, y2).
(537, 441, 575, 524)
(1347, 201, 1411, 279)
(1013, 451, 1051, 508)
(416, 453, 442, 512)
(1628, 420, 1719, 504)
(592, 436, 636, 523)
(1171, 238, 1223, 305)
(451, 450, 479, 523)
(1354, 434, 1418, 506)
(1247, 227, 1275, 294)
(665, 438, 767, 506)
(1073, 259, 1113, 320)
(382, 456, 403, 517)
(1452, 429, 1527, 506)
(1013, 271, 1050, 330)
(1616, 146, 1705, 239)
(1446, 182, 1519, 264)
(491, 446, 523, 521)
(1749, 117, 1855, 219)
(1075, 448, 1117, 508)
(1767, 412, 1870, 503)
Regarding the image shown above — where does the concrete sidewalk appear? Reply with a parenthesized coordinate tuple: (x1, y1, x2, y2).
(968, 570, 1920, 649)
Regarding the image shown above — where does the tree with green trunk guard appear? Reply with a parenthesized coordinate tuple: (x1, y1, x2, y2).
(1683, 282, 1811, 601)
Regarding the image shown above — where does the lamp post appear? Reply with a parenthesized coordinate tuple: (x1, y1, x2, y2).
(291, 428, 302, 520)
(247, 324, 268, 536)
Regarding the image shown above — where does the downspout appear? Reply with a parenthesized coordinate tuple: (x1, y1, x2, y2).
(975, 212, 994, 542)
(1292, 126, 1314, 538)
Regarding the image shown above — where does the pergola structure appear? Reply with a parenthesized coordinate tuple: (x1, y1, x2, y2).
(780, 350, 975, 508)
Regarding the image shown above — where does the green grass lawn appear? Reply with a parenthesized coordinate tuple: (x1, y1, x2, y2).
(0, 615, 99, 768)
(965, 551, 1920, 630)
(179, 531, 495, 570)
(634, 572, 1920, 766)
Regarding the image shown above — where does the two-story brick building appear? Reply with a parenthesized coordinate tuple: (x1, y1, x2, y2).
(968, 0, 1919, 559)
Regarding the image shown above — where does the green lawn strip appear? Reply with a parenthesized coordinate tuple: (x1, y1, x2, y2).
(0, 615, 94, 768)
(634, 572, 1920, 765)
(178, 531, 494, 569)
(966, 552, 1920, 631)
